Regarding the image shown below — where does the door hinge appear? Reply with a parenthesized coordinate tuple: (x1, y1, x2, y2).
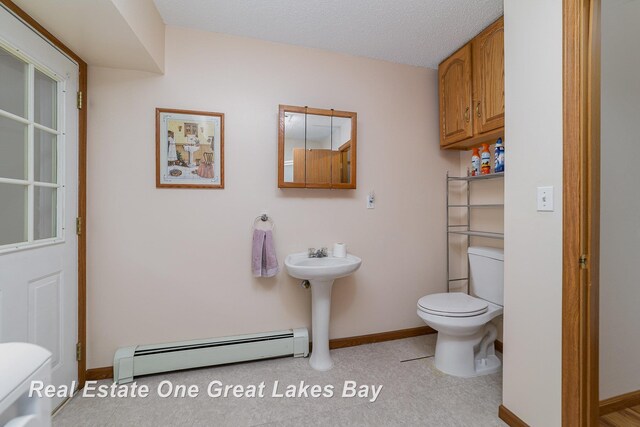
(579, 254, 588, 269)
(76, 217, 82, 235)
(77, 91, 83, 109)
(76, 342, 82, 361)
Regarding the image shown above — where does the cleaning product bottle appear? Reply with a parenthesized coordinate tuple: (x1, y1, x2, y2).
(494, 138, 505, 173)
(480, 144, 491, 175)
(471, 147, 480, 176)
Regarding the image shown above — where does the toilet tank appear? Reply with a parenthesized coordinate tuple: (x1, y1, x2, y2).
(468, 246, 504, 306)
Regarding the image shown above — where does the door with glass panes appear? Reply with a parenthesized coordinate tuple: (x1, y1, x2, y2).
(0, 6, 79, 409)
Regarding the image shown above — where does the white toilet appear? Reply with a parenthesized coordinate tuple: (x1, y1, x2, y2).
(417, 246, 503, 378)
(0, 343, 52, 427)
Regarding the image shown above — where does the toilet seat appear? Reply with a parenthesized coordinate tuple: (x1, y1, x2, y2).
(417, 293, 488, 317)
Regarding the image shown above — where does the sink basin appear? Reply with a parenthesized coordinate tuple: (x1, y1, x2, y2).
(284, 251, 362, 371)
(284, 252, 362, 281)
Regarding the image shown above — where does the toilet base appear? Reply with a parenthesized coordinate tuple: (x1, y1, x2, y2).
(433, 327, 501, 378)
(417, 298, 503, 378)
(474, 354, 501, 376)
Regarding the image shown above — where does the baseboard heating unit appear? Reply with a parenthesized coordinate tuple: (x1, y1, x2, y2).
(113, 328, 309, 384)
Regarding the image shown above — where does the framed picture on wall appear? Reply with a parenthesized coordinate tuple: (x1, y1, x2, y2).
(156, 108, 225, 189)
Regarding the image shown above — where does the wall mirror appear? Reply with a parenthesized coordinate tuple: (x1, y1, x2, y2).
(278, 105, 357, 189)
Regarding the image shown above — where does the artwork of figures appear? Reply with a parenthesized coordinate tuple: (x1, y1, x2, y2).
(156, 108, 224, 189)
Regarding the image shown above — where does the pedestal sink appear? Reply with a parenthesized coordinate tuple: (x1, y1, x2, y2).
(183, 144, 200, 167)
(285, 252, 362, 371)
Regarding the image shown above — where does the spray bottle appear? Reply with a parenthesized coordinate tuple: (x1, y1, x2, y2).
(480, 144, 491, 175)
(471, 148, 480, 176)
(494, 138, 505, 173)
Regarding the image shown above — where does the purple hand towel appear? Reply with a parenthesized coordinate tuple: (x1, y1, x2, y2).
(252, 229, 279, 278)
(262, 230, 279, 277)
(252, 229, 265, 277)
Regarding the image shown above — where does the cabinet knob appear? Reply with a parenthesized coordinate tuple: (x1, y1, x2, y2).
(476, 102, 481, 118)
(464, 107, 470, 122)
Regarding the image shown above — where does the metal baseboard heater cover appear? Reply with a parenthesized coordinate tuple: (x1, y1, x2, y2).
(113, 328, 309, 384)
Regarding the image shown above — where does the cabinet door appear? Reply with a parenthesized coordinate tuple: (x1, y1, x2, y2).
(473, 17, 504, 134)
(439, 43, 473, 146)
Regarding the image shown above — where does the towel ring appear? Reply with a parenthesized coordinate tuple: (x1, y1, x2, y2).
(253, 214, 274, 230)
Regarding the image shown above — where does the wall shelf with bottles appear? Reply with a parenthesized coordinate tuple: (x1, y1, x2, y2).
(446, 171, 504, 292)
(447, 172, 504, 181)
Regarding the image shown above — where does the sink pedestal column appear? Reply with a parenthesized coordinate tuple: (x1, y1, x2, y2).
(309, 279, 334, 371)
(183, 145, 200, 167)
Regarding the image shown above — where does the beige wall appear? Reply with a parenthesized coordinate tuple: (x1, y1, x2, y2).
(111, 0, 165, 72)
(599, 0, 640, 401)
(86, 26, 459, 368)
(502, 0, 563, 425)
(13, 0, 165, 73)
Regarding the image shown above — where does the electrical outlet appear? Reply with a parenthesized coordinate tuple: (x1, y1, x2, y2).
(537, 186, 554, 211)
(367, 192, 375, 209)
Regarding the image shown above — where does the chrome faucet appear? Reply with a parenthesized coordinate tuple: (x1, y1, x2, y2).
(308, 247, 328, 258)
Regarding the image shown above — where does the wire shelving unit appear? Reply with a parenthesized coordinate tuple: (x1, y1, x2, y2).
(446, 171, 504, 293)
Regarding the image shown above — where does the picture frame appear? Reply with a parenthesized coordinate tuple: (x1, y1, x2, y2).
(156, 108, 225, 189)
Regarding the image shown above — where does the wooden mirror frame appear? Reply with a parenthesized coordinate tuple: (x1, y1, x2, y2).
(278, 105, 357, 189)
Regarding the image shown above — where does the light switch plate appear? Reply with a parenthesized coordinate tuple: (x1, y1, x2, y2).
(537, 186, 554, 211)
(367, 191, 375, 209)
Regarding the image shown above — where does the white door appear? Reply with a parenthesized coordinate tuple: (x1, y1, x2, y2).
(0, 5, 79, 410)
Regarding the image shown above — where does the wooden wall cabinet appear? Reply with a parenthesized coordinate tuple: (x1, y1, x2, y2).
(439, 17, 504, 150)
(278, 105, 357, 189)
(439, 44, 473, 146)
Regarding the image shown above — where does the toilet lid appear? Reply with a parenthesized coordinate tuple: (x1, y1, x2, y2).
(418, 293, 488, 317)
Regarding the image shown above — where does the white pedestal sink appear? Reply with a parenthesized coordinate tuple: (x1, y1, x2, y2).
(284, 252, 362, 371)
(183, 144, 200, 167)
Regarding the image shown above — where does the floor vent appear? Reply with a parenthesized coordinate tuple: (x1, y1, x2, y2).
(113, 328, 309, 384)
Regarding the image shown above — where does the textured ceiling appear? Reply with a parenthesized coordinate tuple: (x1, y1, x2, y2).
(153, 0, 503, 69)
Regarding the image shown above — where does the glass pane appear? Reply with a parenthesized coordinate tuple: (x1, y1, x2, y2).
(0, 47, 27, 118)
(34, 69, 57, 130)
(0, 116, 27, 180)
(34, 186, 57, 240)
(34, 129, 57, 183)
(0, 183, 27, 246)
(306, 114, 332, 150)
(331, 117, 352, 185)
(305, 114, 332, 185)
(331, 117, 352, 150)
(283, 112, 306, 183)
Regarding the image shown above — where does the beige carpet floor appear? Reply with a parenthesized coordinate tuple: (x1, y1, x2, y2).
(54, 335, 506, 427)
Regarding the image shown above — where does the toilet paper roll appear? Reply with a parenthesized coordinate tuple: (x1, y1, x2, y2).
(333, 243, 347, 258)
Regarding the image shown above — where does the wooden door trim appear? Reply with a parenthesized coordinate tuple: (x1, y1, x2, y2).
(499, 405, 530, 427)
(0, 0, 88, 388)
(599, 389, 640, 416)
(562, 0, 600, 425)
